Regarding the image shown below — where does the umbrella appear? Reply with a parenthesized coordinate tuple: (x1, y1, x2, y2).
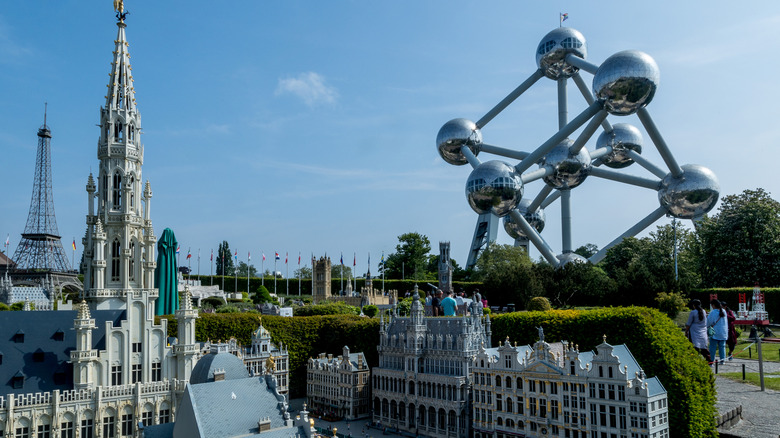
(155, 228, 179, 315)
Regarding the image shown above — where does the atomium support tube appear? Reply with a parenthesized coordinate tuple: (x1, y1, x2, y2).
(509, 209, 559, 267)
(572, 72, 613, 133)
(515, 100, 604, 174)
(540, 190, 563, 209)
(460, 145, 481, 169)
(565, 53, 599, 75)
(521, 166, 554, 184)
(636, 108, 684, 177)
(528, 185, 554, 212)
(561, 189, 572, 253)
(589, 146, 612, 160)
(589, 167, 661, 190)
(558, 78, 568, 129)
(588, 206, 667, 264)
(625, 149, 667, 179)
(476, 69, 545, 129)
(569, 110, 608, 155)
(480, 144, 530, 161)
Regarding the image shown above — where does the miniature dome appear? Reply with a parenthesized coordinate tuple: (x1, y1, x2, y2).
(253, 324, 270, 339)
(189, 349, 249, 384)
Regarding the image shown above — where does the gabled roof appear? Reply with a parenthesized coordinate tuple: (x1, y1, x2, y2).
(645, 376, 666, 397)
(0, 309, 125, 395)
(609, 344, 642, 379)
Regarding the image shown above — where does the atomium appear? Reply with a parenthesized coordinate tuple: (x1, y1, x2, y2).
(438, 27, 719, 269)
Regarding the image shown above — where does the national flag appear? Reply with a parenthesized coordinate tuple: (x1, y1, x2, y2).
(176, 246, 180, 254)
(248, 251, 251, 261)
(262, 252, 266, 261)
(198, 249, 201, 260)
(4, 234, 9, 247)
(234, 250, 238, 260)
(340, 253, 343, 265)
(380, 252, 385, 265)
(298, 253, 301, 265)
(72, 239, 77, 251)
(210, 249, 213, 261)
(285, 252, 288, 264)
(560, 12, 569, 23)
(186, 248, 192, 259)
(353, 253, 356, 267)
(275, 252, 280, 261)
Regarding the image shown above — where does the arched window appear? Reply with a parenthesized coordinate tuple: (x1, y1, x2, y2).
(115, 123, 124, 141)
(495, 376, 501, 387)
(506, 397, 513, 413)
(112, 173, 122, 208)
(111, 239, 121, 282)
(506, 376, 512, 388)
(129, 242, 135, 281)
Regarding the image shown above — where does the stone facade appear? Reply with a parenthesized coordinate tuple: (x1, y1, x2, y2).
(312, 257, 331, 304)
(472, 335, 669, 438)
(216, 321, 291, 395)
(438, 242, 453, 294)
(371, 299, 490, 438)
(307, 346, 370, 420)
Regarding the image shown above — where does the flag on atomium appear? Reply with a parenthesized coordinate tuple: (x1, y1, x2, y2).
(560, 12, 568, 24)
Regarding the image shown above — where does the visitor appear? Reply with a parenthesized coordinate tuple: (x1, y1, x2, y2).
(685, 299, 710, 362)
(721, 300, 738, 359)
(425, 291, 433, 316)
(455, 292, 464, 315)
(707, 299, 729, 364)
(441, 291, 457, 316)
(431, 291, 442, 316)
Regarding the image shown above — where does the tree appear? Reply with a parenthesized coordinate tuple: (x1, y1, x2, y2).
(252, 285, 274, 305)
(330, 264, 353, 279)
(216, 241, 235, 276)
(236, 261, 257, 277)
(573, 243, 598, 259)
(696, 188, 780, 287)
(474, 243, 543, 307)
(294, 266, 312, 279)
(381, 232, 432, 280)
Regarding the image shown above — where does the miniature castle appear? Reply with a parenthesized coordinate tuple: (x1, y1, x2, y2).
(311, 255, 395, 307)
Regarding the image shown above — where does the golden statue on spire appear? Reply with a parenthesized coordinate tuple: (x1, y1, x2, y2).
(113, 0, 124, 13)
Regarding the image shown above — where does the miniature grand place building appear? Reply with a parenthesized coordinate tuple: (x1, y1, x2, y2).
(472, 334, 669, 438)
(371, 298, 491, 438)
(306, 346, 370, 420)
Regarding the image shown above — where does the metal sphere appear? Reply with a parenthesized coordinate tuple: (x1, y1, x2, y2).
(503, 199, 546, 239)
(596, 123, 643, 169)
(465, 160, 524, 217)
(539, 138, 592, 189)
(436, 118, 482, 166)
(557, 252, 589, 267)
(593, 50, 660, 116)
(658, 164, 720, 219)
(535, 27, 587, 80)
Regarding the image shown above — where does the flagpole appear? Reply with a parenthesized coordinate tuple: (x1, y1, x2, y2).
(187, 248, 192, 281)
(286, 252, 289, 296)
(298, 252, 301, 296)
(197, 249, 201, 279)
(221, 252, 225, 292)
(247, 252, 251, 296)
(340, 253, 343, 295)
(235, 251, 238, 294)
(274, 254, 277, 295)
(261, 251, 265, 287)
(210, 249, 213, 286)
(72, 237, 76, 272)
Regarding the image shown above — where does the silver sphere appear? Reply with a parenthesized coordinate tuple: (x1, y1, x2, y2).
(437, 118, 482, 166)
(596, 123, 643, 169)
(593, 50, 660, 116)
(658, 164, 720, 219)
(539, 138, 592, 189)
(466, 160, 524, 217)
(557, 252, 589, 267)
(536, 27, 587, 80)
(503, 199, 546, 239)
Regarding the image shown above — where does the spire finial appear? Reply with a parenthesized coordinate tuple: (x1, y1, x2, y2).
(114, 0, 128, 22)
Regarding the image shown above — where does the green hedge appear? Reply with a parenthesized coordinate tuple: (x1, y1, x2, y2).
(692, 287, 778, 323)
(491, 308, 716, 438)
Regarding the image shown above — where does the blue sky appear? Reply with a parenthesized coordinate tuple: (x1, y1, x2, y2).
(1, 1, 779, 277)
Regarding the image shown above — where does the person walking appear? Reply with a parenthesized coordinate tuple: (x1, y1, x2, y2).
(431, 290, 443, 316)
(441, 292, 457, 316)
(685, 299, 710, 362)
(721, 300, 738, 359)
(707, 299, 729, 364)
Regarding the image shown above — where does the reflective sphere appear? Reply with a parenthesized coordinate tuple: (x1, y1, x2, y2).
(596, 123, 643, 169)
(593, 50, 660, 116)
(539, 138, 592, 189)
(658, 164, 720, 219)
(536, 28, 587, 80)
(466, 160, 524, 217)
(437, 118, 482, 166)
(557, 252, 589, 267)
(503, 199, 546, 239)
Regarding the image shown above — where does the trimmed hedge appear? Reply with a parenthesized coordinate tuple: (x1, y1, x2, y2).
(692, 287, 778, 323)
(490, 308, 716, 438)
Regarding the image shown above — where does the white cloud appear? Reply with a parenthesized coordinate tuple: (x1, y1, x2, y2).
(275, 72, 337, 107)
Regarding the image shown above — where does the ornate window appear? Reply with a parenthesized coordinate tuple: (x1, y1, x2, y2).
(112, 173, 122, 208)
(111, 240, 121, 282)
(129, 242, 135, 281)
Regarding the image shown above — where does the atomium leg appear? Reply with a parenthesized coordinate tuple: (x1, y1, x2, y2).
(572, 73, 613, 133)
(465, 213, 499, 269)
(540, 190, 563, 209)
(460, 145, 481, 169)
(561, 189, 572, 253)
(509, 209, 559, 267)
(515, 101, 604, 174)
(589, 167, 661, 190)
(514, 237, 530, 253)
(558, 78, 568, 129)
(477, 69, 545, 128)
(569, 110, 608, 154)
(636, 108, 683, 177)
(528, 185, 554, 212)
(625, 149, 667, 179)
(521, 166, 554, 184)
(565, 53, 599, 75)
(588, 206, 667, 264)
(480, 144, 530, 161)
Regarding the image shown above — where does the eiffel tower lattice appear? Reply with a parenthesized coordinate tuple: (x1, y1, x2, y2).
(12, 110, 73, 273)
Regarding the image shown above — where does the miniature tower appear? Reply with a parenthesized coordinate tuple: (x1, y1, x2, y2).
(175, 286, 199, 381)
(82, 9, 157, 310)
(11, 108, 80, 295)
(71, 300, 99, 390)
(312, 256, 331, 304)
(438, 241, 454, 294)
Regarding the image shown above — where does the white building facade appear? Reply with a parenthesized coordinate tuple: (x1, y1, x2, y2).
(307, 346, 370, 420)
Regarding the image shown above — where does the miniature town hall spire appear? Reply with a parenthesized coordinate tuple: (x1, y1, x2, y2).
(81, 1, 157, 309)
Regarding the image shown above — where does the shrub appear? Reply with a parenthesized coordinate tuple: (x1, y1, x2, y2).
(527, 296, 552, 311)
(482, 307, 491, 315)
(216, 304, 241, 313)
(0, 302, 9, 311)
(253, 285, 274, 305)
(201, 296, 226, 309)
(293, 301, 360, 316)
(362, 305, 379, 318)
(655, 291, 688, 319)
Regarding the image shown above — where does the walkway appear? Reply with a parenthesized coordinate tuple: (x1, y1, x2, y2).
(714, 357, 780, 438)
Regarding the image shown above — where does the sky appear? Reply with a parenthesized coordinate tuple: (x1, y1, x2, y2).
(1, 1, 779, 278)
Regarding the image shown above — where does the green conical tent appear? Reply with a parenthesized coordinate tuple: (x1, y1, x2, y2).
(155, 228, 179, 315)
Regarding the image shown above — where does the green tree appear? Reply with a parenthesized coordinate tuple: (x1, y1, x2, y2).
(236, 261, 257, 277)
(381, 232, 432, 280)
(474, 243, 543, 307)
(573, 243, 598, 259)
(216, 241, 235, 276)
(294, 266, 312, 279)
(696, 188, 780, 287)
(252, 285, 274, 305)
(331, 264, 353, 279)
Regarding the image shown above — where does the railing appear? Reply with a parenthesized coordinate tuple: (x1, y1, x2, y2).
(60, 389, 94, 403)
(14, 391, 52, 407)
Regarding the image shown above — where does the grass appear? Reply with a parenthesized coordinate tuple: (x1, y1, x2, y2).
(731, 330, 780, 362)
(718, 371, 780, 391)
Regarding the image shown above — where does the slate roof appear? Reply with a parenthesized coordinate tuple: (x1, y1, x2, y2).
(609, 344, 642, 379)
(0, 309, 125, 396)
(189, 350, 249, 384)
(645, 376, 666, 397)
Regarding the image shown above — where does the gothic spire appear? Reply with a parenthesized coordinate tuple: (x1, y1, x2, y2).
(106, 17, 137, 112)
